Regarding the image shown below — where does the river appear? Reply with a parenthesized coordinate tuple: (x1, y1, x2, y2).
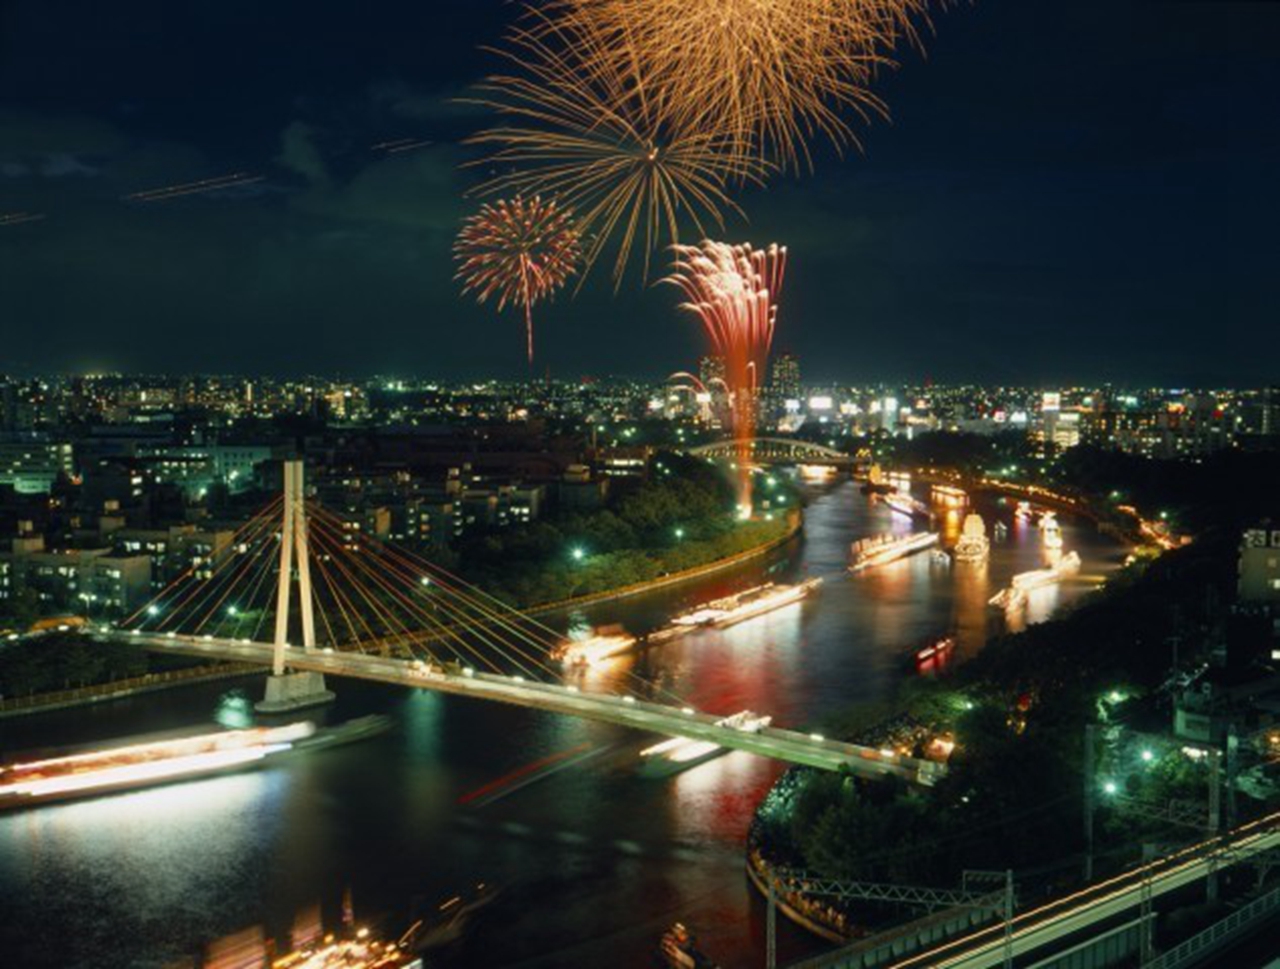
(0, 479, 1125, 968)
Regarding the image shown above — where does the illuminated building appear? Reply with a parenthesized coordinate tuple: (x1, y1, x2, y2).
(0, 437, 73, 494)
(770, 352, 801, 401)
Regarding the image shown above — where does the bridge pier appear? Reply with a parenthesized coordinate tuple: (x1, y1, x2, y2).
(255, 459, 334, 715)
(256, 670, 335, 715)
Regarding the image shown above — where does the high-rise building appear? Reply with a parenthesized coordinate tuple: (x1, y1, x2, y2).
(770, 352, 801, 402)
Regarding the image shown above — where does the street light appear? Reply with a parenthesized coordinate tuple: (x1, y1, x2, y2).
(571, 547, 585, 562)
(674, 527, 685, 540)
(1141, 748, 1155, 764)
(1103, 780, 1119, 796)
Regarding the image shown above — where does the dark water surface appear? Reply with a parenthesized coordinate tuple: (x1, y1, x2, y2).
(0, 481, 1125, 968)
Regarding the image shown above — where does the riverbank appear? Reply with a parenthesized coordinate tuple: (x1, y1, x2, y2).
(524, 509, 802, 617)
(0, 662, 258, 719)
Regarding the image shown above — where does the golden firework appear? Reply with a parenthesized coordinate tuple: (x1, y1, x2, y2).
(545, 0, 938, 170)
(465, 11, 769, 286)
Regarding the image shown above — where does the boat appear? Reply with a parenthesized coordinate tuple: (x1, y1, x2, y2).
(859, 463, 896, 496)
(798, 463, 837, 482)
(639, 710, 772, 777)
(882, 492, 933, 522)
(0, 722, 317, 810)
(658, 923, 720, 969)
(849, 531, 939, 572)
(989, 551, 1082, 609)
(1040, 512, 1064, 550)
(1014, 500, 1034, 522)
(911, 635, 956, 670)
(409, 882, 501, 953)
(669, 579, 822, 630)
(931, 484, 968, 508)
(551, 624, 637, 668)
(953, 513, 991, 563)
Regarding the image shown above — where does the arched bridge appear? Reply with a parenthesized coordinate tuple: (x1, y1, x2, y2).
(685, 437, 854, 466)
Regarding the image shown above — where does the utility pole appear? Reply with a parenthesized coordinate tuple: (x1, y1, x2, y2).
(766, 875, 777, 969)
(1083, 723, 1097, 882)
(1002, 869, 1014, 969)
(1207, 747, 1222, 903)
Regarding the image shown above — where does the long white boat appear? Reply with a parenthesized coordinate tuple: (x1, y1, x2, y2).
(639, 710, 772, 777)
(882, 492, 934, 522)
(0, 722, 315, 809)
(849, 531, 939, 572)
(669, 579, 822, 631)
(989, 551, 1082, 609)
(552, 625, 638, 668)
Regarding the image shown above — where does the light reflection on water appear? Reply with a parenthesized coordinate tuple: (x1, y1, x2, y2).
(0, 480, 1125, 969)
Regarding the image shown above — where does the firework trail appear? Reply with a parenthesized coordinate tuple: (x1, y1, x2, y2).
(465, 10, 767, 287)
(665, 240, 787, 505)
(453, 195, 582, 363)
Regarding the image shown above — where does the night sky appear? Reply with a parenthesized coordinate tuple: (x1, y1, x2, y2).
(1, 1, 1276, 383)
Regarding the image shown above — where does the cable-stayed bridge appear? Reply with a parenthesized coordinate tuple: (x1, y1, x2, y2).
(97, 461, 942, 785)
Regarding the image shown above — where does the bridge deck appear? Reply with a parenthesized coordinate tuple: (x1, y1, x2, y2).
(105, 633, 941, 784)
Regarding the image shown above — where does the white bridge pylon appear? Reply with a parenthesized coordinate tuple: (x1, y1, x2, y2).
(273, 459, 317, 676)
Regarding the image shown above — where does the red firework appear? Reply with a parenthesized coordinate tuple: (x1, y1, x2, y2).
(454, 196, 581, 363)
(666, 240, 787, 506)
(666, 240, 786, 392)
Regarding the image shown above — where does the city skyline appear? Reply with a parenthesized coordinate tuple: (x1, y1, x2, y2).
(1, 0, 1277, 383)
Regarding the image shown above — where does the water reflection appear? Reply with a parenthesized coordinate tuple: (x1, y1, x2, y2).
(0, 479, 1126, 969)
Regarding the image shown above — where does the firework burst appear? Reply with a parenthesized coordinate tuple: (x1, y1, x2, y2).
(666, 240, 787, 505)
(546, 0, 938, 169)
(453, 195, 581, 363)
(465, 11, 768, 286)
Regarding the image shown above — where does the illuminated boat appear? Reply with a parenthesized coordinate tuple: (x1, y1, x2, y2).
(669, 579, 822, 630)
(859, 463, 897, 495)
(993, 521, 1010, 541)
(1014, 500, 1034, 522)
(798, 463, 837, 482)
(552, 624, 638, 668)
(989, 551, 1081, 609)
(849, 531, 939, 572)
(640, 711, 772, 777)
(914, 635, 956, 667)
(0, 722, 316, 809)
(952, 513, 991, 563)
(931, 484, 968, 508)
(1040, 512, 1064, 550)
(882, 492, 933, 521)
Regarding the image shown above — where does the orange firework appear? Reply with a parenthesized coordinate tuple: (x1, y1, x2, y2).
(465, 10, 767, 286)
(454, 196, 581, 363)
(544, 0, 940, 169)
